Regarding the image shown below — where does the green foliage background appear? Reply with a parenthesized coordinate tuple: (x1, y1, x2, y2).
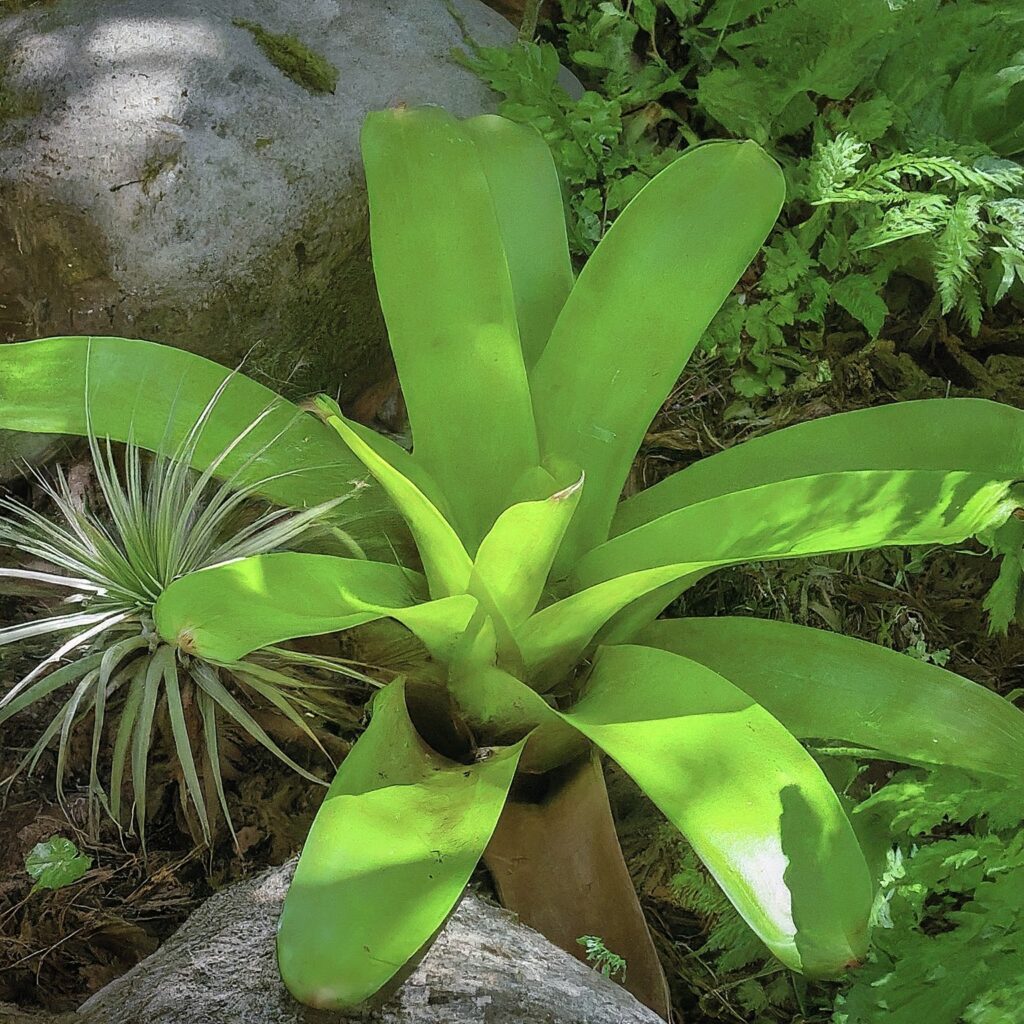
(460, 0, 1024, 395)
(461, 2, 1024, 1019)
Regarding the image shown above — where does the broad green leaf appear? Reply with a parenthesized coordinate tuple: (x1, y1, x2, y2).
(0, 336, 392, 528)
(639, 617, 1024, 781)
(522, 466, 1022, 679)
(576, 470, 1023, 590)
(563, 644, 872, 976)
(278, 680, 523, 1009)
(361, 106, 539, 545)
(462, 114, 574, 370)
(154, 552, 476, 663)
(519, 563, 690, 682)
(529, 141, 785, 563)
(318, 402, 473, 599)
(612, 399, 1024, 536)
(25, 837, 92, 893)
(470, 474, 583, 629)
(571, 401, 1024, 646)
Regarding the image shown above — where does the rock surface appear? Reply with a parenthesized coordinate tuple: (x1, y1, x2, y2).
(0, 0, 513, 401)
(75, 861, 665, 1024)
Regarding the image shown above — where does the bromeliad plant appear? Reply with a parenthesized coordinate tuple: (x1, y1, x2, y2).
(2, 107, 1024, 1013)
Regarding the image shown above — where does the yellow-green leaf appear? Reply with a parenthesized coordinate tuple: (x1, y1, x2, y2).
(564, 644, 872, 976)
(278, 680, 523, 1008)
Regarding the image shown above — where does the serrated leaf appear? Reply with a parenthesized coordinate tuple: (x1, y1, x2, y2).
(982, 517, 1024, 634)
(832, 274, 889, 337)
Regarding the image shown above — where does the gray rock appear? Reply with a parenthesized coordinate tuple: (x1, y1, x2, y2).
(0, 0, 514, 402)
(76, 861, 665, 1024)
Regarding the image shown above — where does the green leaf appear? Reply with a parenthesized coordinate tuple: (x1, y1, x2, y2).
(310, 394, 450, 515)
(26, 837, 92, 893)
(447, 665, 587, 773)
(0, 336, 391, 528)
(529, 141, 785, 563)
(563, 644, 873, 976)
(470, 474, 583, 628)
(522, 456, 1023, 680)
(154, 552, 476, 664)
(462, 115, 575, 369)
(577, 468, 1020, 590)
(361, 106, 540, 545)
(518, 562, 691, 682)
(638, 617, 1024, 781)
(613, 399, 1024, 536)
(982, 517, 1024, 634)
(317, 403, 473, 598)
(587, 398, 1024, 592)
(832, 274, 889, 337)
(277, 680, 523, 1009)
(946, 37, 1024, 157)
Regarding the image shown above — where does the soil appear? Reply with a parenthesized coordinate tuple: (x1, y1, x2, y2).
(0, 659, 333, 1011)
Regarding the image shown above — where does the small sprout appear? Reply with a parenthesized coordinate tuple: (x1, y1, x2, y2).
(576, 934, 627, 981)
(25, 837, 92, 893)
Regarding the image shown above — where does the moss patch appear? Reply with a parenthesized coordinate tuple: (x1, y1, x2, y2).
(0, 58, 40, 124)
(233, 19, 338, 95)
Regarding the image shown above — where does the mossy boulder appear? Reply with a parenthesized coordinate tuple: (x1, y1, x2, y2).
(0, 0, 514, 413)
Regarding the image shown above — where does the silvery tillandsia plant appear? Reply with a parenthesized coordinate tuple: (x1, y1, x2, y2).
(2, 108, 1024, 1018)
(0, 378, 375, 845)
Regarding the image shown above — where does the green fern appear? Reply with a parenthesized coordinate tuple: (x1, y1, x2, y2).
(805, 134, 1024, 335)
(838, 768, 1024, 1024)
(460, 0, 1024, 395)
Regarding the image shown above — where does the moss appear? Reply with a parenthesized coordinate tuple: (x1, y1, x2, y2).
(139, 142, 183, 193)
(232, 19, 338, 95)
(0, 58, 41, 123)
(1, 0, 57, 12)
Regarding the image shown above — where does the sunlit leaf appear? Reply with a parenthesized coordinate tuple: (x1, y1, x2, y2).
(471, 474, 583, 628)
(278, 680, 523, 1009)
(577, 470, 1022, 590)
(154, 552, 478, 664)
(361, 106, 539, 545)
(463, 114, 574, 369)
(317, 404, 472, 598)
(639, 617, 1024, 780)
(530, 141, 785, 563)
(0, 337, 393, 531)
(613, 399, 1024, 535)
(564, 644, 873, 976)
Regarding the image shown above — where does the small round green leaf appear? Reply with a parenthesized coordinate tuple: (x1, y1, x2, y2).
(25, 837, 92, 893)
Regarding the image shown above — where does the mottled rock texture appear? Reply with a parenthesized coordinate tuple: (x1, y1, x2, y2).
(0, 0, 513, 402)
(75, 861, 664, 1024)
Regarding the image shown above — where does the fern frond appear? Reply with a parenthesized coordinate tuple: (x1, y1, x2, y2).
(851, 192, 950, 250)
(807, 132, 869, 201)
(935, 193, 985, 328)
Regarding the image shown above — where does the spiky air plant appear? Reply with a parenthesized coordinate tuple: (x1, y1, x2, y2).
(0, 389, 370, 846)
